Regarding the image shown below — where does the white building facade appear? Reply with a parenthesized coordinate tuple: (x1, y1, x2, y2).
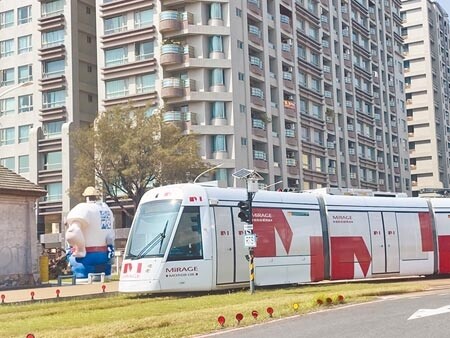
(401, 0, 450, 196)
(0, 0, 98, 235)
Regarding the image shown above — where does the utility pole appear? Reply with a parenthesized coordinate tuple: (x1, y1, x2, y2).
(233, 169, 263, 294)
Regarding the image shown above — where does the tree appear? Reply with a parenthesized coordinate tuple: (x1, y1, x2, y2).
(70, 105, 207, 217)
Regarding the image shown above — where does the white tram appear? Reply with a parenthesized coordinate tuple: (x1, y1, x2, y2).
(119, 183, 450, 293)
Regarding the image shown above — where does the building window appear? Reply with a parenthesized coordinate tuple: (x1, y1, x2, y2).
(18, 124, 32, 143)
(237, 40, 243, 49)
(210, 3, 223, 20)
(0, 97, 15, 116)
(241, 137, 247, 146)
(0, 10, 14, 29)
(19, 155, 29, 173)
(87, 64, 92, 72)
(18, 35, 32, 54)
(41, 0, 64, 17)
(236, 8, 242, 17)
(42, 89, 66, 109)
(105, 79, 129, 98)
(43, 59, 65, 78)
(238, 72, 244, 80)
(86, 6, 91, 15)
(18, 94, 33, 113)
(0, 127, 15, 145)
(87, 35, 92, 43)
(17, 6, 32, 25)
(135, 41, 153, 61)
(1, 68, 14, 87)
(0, 157, 14, 171)
(136, 73, 155, 93)
(239, 104, 246, 113)
(134, 9, 153, 29)
(0, 39, 14, 58)
(42, 29, 64, 48)
(42, 121, 63, 139)
(44, 182, 62, 201)
(104, 15, 127, 35)
(212, 135, 227, 152)
(43, 151, 62, 170)
(211, 101, 226, 119)
(105, 46, 128, 67)
(210, 68, 224, 86)
(209, 36, 223, 54)
(18, 64, 32, 83)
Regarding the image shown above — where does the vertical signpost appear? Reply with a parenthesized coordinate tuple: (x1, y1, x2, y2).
(233, 169, 263, 294)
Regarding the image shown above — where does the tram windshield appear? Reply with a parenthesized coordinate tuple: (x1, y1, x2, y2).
(125, 199, 181, 259)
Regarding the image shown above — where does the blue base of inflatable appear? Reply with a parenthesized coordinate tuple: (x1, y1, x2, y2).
(68, 251, 112, 279)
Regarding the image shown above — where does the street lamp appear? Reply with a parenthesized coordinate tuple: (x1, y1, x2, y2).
(0, 81, 33, 98)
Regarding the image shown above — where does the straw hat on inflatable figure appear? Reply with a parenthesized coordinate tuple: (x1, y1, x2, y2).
(65, 187, 115, 281)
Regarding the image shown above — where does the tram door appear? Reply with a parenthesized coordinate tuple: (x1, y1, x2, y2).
(368, 212, 400, 274)
(214, 207, 248, 284)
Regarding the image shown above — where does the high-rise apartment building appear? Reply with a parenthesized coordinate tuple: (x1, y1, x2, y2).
(0, 0, 98, 235)
(401, 0, 450, 196)
(1, 0, 412, 237)
(96, 0, 410, 206)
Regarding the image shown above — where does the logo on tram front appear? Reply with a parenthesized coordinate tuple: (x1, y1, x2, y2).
(122, 262, 153, 275)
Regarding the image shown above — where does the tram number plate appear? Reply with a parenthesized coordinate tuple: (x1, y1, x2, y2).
(244, 234, 257, 248)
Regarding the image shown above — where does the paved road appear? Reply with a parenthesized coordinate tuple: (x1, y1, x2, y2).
(204, 289, 450, 338)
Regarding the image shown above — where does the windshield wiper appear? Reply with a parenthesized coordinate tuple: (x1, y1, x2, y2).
(159, 221, 168, 252)
(135, 221, 168, 259)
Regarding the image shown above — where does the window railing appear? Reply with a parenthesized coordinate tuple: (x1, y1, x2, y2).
(250, 87, 264, 98)
(252, 118, 265, 129)
(253, 150, 267, 161)
(105, 57, 128, 67)
(162, 78, 183, 88)
(136, 52, 153, 61)
(43, 99, 65, 109)
(286, 158, 297, 166)
(42, 39, 64, 48)
(285, 129, 295, 137)
(160, 11, 179, 21)
(104, 25, 127, 35)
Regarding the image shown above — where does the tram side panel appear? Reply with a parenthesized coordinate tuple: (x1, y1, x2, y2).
(395, 212, 434, 276)
(327, 210, 372, 280)
(252, 206, 324, 286)
(429, 200, 450, 274)
(213, 206, 249, 286)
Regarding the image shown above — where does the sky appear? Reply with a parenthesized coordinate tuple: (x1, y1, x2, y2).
(438, 0, 450, 16)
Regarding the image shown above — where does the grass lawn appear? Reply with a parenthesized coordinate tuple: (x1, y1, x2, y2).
(0, 279, 436, 338)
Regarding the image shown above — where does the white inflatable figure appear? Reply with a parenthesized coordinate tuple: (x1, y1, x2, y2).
(65, 187, 115, 280)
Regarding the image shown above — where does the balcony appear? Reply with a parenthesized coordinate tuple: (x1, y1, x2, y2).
(248, 25, 263, 45)
(284, 100, 296, 118)
(249, 56, 263, 76)
(250, 87, 264, 106)
(283, 71, 294, 89)
(253, 150, 268, 170)
(160, 44, 183, 65)
(247, 0, 262, 16)
(161, 78, 184, 98)
(252, 119, 266, 138)
(281, 43, 293, 62)
(280, 15, 292, 34)
(160, 11, 181, 32)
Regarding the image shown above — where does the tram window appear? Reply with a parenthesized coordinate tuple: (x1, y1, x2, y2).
(167, 206, 203, 261)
